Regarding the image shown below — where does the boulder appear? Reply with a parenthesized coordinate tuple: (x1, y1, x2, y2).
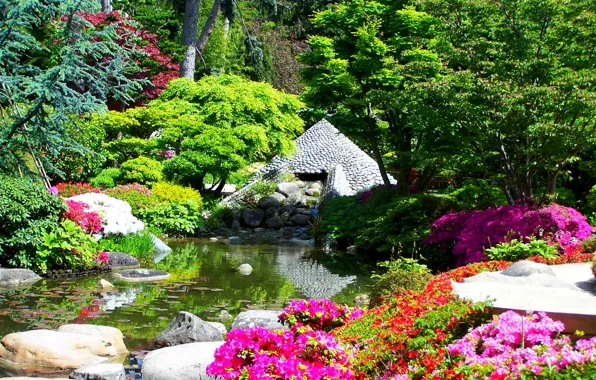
(305, 188, 320, 197)
(150, 234, 172, 255)
(57, 325, 128, 354)
(297, 233, 311, 240)
(295, 181, 306, 188)
(69, 363, 126, 380)
(231, 220, 241, 229)
(346, 246, 358, 255)
(66, 193, 144, 236)
(280, 212, 291, 222)
(265, 216, 284, 229)
(290, 214, 310, 226)
(0, 329, 126, 371)
(463, 272, 581, 290)
(0, 269, 40, 286)
(112, 269, 170, 282)
(156, 312, 223, 346)
(501, 261, 556, 277)
(309, 182, 322, 190)
(280, 205, 297, 215)
(264, 207, 278, 219)
(106, 252, 139, 268)
(286, 192, 307, 207)
(231, 310, 285, 330)
(98, 279, 115, 289)
(218, 310, 233, 322)
(237, 263, 253, 275)
(224, 236, 242, 246)
(276, 183, 301, 198)
(257, 194, 284, 209)
(141, 341, 223, 380)
(206, 322, 227, 337)
(242, 208, 264, 228)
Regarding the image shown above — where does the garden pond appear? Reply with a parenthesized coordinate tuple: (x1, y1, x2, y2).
(0, 240, 372, 361)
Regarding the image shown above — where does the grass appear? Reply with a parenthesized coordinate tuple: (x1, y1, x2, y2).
(99, 230, 156, 262)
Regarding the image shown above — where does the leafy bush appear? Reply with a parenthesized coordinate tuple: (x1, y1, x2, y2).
(425, 204, 594, 266)
(450, 179, 507, 210)
(151, 182, 203, 207)
(485, 238, 559, 262)
(137, 200, 204, 236)
(63, 199, 103, 234)
(55, 182, 101, 197)
(36, 219, 99, 273)
(369, 258, 433, 304)
(0, 175, 66, 268)
(244, 179, 277, 207)
(104, 184, 158, 215)
(117, 156, 163, 186)
(206, 204, 235, 229)
(98, 230, 156, 261)
(89, 168, 121, 189)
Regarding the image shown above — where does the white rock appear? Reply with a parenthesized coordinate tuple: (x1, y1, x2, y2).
(67, 193, 144, 236)
(237, 263, 253, 275)
(57, 325, 128, 354)
(69, 363, 126, 380)
(99, 279, 114, 289)
(231, 310, 285, 330)
(141, 342, 223, 380)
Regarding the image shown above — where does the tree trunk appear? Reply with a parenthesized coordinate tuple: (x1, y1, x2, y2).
(214, 176, 227, 196)
(223, 17, 230, 40)
(180, 0, 200, 79)
(546, 172, 558, 195)
(397, 127, 412, 196)
(196, 0, 221, 53)
(100, 0, 112, 12)
(368, 123, 391, 189)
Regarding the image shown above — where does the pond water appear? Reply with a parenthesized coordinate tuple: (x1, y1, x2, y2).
(0, 240, 372, 360)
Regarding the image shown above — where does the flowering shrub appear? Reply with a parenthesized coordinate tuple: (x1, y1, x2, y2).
(448, 310, 596, 378)
(63, 199, 103, 234)
(95, 251, 109, 265)
(55, 182, 100, 197)
(279, 299, 364, 333)
(151, 182, 203, 207)
(424, 204, 593, 266)
(206, 327, 356, 379)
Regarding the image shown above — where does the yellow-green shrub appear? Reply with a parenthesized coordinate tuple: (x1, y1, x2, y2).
(152, 182, 203, 208)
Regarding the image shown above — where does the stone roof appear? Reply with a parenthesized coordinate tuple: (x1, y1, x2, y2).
(256, 119, 395, 195)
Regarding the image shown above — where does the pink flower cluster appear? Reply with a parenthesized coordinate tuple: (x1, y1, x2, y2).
(107, 183, 152, 195)
(206, 327, 355, 379)
(279, 299, 364, 332)
(447, 310, 596, 378)
(95, 251, 109, 265)
(63, 199, 102, 234)
(424, 204, 593, 266)
(156, 150, 175, 159)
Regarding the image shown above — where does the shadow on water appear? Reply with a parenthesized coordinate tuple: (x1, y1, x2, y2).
(0, 240, 372, 360)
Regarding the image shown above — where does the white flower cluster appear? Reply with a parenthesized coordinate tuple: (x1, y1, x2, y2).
(66, 193, 144, 236)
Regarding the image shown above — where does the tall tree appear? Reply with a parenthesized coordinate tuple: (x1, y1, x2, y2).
(100, 0, 112, 12)
(179, 0, 199, 78)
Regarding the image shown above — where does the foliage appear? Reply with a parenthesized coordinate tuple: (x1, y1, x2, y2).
(63, 199, 103, 234)
(36, 219, 99, 273)
(449, 180, 507, 210)
(485, 238, 559, 262)
(55, 182, 101, 197)
(244, 179, 277, 207)
(137, 200, 204, 236)
(0, 175, 66, 268)
(425, 204, 594, 266)
(89, 168, 121, 189)
(151, 181, 203, 206)
(279, 299, 364, 333)
(447, 310, 596, 379)
(369, 257, 433, 303)
(98, 230, 156, 261)
(0, 0, 148, 175)
(205, 204, 235, 229)
(117, 156, 163, 186)
(206, 327, 356, 380)
(104, 183, 158, 215)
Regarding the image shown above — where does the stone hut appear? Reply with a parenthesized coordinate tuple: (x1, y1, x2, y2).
(224, 119, 395, 206)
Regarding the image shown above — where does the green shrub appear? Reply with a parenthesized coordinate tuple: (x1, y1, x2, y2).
(90, 168, 121, 189)
(450, 180, 506, 210)
(0, 175, 66, 269)
(36, 219, 99, 273)
(138, 200, 205, 236)
(370, 269, 433, 306)
(484, 238, 559, 262)
(151, 182, 203, 207)
(206, 204, 235, 229)
(538, 186, 576, 207)
(244, 179, 277, 207)
(118, 156, 163, 186)
(99, 230, 156, 261)
(104, 184, 159, 216)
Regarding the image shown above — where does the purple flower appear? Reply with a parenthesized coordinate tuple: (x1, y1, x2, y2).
(48, 186, 59, 195)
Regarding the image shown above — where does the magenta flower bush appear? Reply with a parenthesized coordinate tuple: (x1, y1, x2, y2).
(206, 327, 356, 379)
(447, 310, 596, 378)
(424, 204, 593, 266)
(279, 299, 364, 333)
